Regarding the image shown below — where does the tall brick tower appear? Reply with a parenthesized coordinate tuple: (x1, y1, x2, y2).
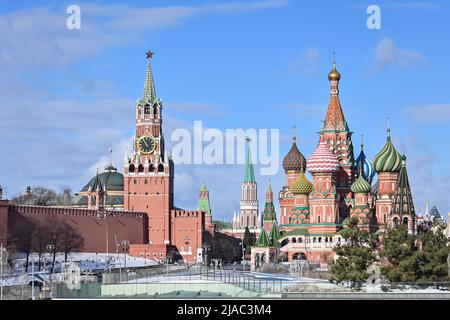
(234, 140, 259, 230)
(319, 56, 356, 219)
(124, 51, 174, 246)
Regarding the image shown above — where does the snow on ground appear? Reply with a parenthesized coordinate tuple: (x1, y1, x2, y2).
(8, 252, 158, 275)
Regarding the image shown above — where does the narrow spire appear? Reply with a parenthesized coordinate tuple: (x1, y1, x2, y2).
(292, 125, 297, 143)
(360, 134, 364, 150)
(332, 51, 336, 69)
(244, 137, 256, 183)
(142, 50, 156, 102)
(387, 117, 391, 138)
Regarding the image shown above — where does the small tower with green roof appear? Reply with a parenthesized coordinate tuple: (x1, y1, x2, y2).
(235, 138, 260, 230)
(198, 182, 214, 234)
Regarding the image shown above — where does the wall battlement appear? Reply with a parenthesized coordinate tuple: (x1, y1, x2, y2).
(9, 204, 146, 220)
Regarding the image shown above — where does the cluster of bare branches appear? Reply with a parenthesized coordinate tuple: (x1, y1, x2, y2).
(8, 217, 84, 273)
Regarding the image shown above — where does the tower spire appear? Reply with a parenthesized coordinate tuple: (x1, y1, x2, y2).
(142, 50, 156, 102)
(244, 137, 256, 183)
(387, 117, 391, 138)
(292, 125, 297, 143)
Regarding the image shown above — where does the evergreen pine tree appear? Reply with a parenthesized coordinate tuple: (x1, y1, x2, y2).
(330, 217, 378, 290)
(243, 226, 254, 254)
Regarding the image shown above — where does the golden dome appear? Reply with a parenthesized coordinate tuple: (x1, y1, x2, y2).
(328, 63, 341, 81)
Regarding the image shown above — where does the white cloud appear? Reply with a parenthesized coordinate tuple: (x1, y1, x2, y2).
(288, 48, 320, 76)
(388, 2, 440, 10)
(404, 104, 450, 123)
(0, 1, 287, 71)
(371, 38, 427, 72)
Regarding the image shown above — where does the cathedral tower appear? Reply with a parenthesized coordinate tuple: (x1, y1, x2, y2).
(306, 142, 340, 228)
(279, 128, 307, 225)
(262, 181, 277, 232)
(372, 125, 402, 229)
(124, 51, 174, 245)
(391, 155, 416, 232)
(320, 57, 356, 217)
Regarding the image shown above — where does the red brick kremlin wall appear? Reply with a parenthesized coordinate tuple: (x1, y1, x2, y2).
(3, 202, 148, 253)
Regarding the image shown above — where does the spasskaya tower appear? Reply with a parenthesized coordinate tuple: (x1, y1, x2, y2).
(124, 51, 174, 246)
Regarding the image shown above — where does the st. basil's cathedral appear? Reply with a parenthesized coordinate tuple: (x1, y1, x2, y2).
(249, 60, 417, 269)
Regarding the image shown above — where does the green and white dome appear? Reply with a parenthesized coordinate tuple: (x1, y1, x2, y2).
(372, 129, 402, 173)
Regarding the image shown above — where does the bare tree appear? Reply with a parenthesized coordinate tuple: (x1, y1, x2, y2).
(60, 223, 84, 262)
(31, 222, 51, 271)
(11, 186, 73, 206)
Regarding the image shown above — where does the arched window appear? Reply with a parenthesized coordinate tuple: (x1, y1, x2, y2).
(403, 217, 408, 225)
(298, 238, 302, 243)
(313, 237, 317, 243)
(292, 237, 297, 243)
(138, 164, 144, 173)
(129, 164, 135, 173)
(158, 164, 164, 173)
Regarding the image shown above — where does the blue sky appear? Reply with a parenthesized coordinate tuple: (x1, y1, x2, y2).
(0, 0, 449, 220)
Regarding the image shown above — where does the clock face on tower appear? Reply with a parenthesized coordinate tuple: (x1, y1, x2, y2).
(137, 135, 156, 154)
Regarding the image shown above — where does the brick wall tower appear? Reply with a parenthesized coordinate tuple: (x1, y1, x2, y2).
(319, 57, 356, 219)
(124, 51, 174, 245)
(198, 182, 214, 234)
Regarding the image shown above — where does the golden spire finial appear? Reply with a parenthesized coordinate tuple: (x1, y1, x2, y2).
(328, 52, 341, 81)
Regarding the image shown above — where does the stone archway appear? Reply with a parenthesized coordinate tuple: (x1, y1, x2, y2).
(292, 252, 307, 261)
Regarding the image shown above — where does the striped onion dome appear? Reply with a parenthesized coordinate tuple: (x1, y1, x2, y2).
(282, 141, 307, 172)
(290, 172, 313, 195)
(372, 130, 402, 173)
(355, 146, 375, 183)
(351, 174, 371, 194)
(306, 142, 339, 173)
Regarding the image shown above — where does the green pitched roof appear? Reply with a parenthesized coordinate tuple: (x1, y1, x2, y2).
(255, 229, 271, 247)
(244, 145, 256, 183)
(280, 229, 309, 237)
(198, 182, 211, 216)
(263, 202, 277, 221)
(269, 223, 281, 241)
(142, 55, 157, 102)
(199, 182, 208, 192)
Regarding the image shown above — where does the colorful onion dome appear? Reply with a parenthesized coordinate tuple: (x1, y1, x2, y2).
(372, 129, 402, 173)
(351, 174, 371, 194)
(290, 172, 314, 195)
(355, 144, 375, 183)
(328, 62, 341, 81)
(282, 139, 307, 172)
(306, 142, 339, 173)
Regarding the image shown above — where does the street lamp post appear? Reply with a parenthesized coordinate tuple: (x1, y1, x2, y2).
(239, 241, 246, 271)
(202, 243, 210, 267)
(121, 240, 130, 270)
(0, 242, 6, 300)
(184, 236, 190, 265)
